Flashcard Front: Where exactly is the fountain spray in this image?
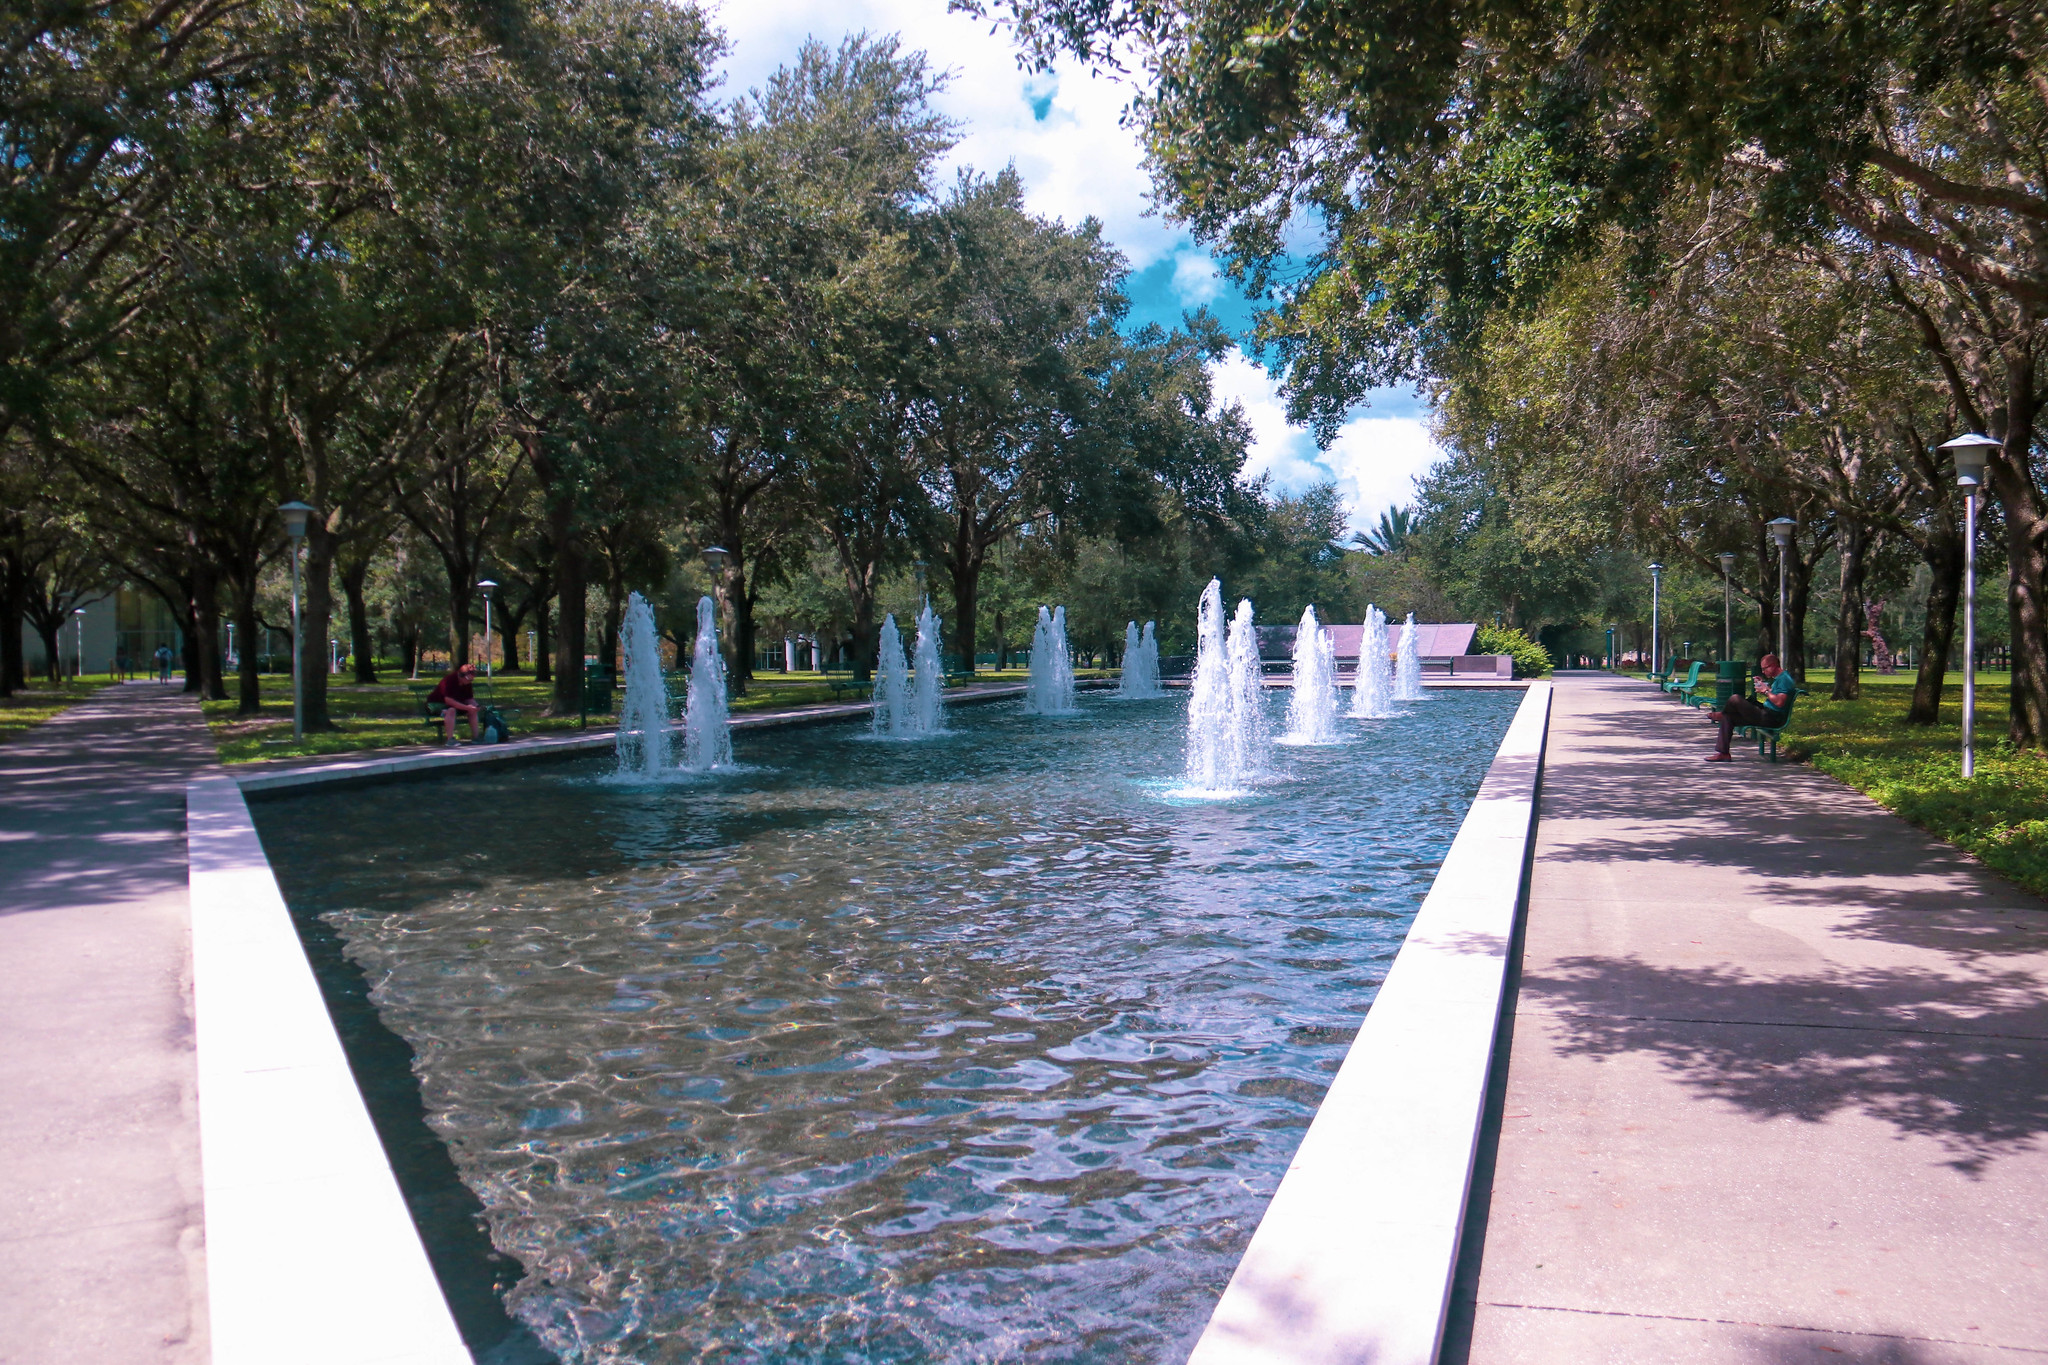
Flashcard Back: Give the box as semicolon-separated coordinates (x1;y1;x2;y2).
1395;613;1424;701
1283;605;1340;744
872;613;911;736
1350;605;1394;719
613;591;673;778
682;595;733;771
909;600;946;734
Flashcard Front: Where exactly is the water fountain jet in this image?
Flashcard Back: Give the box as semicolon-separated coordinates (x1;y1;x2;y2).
908;601;946;735
1395;613;1424;701
613;592;673;779
1282;605;1341;744
682;595;733;771
872;614;912;736
1117;621;1163;698
1024;605;1078;715
1349;605;1394;719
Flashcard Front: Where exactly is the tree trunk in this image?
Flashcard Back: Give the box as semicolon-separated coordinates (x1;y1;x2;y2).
600;571;622;677
1907;531;1963;725
37;620;61;681
1785;537;1818;683
444;559;475;668
993;610;1007;671
340;556;377;684
192;563;227;700
1987;372;2048;747
299;530;337;730
0;557;24;694
549;518;586;716
498;602;525;672
534;594;552;684
946;552;978;679
1831;521;1871;701
850;593;876;683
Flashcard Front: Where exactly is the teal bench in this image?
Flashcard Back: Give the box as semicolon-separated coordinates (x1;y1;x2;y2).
1661;661;1704;698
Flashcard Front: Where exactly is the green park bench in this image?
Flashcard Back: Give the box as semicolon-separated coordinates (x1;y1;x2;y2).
1661;661;1704;698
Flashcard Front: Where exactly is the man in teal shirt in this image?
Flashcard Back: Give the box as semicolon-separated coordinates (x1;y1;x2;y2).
1706;655;1795;761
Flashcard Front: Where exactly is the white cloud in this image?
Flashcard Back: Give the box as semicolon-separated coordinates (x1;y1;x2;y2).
1208;349;1443;532
1169;251;1222;305
1322;416;1441;530
710;0;1180;266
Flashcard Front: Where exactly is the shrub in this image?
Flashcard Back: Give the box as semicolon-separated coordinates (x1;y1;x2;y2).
1474;623;1553;678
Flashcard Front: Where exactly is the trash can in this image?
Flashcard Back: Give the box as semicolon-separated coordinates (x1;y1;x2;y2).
582;663;614;713
1715;658;1743;707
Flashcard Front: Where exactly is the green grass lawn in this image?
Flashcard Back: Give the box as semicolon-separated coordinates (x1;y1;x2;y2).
204;665;1065;765
1624;666;2048;897
0;676;120;744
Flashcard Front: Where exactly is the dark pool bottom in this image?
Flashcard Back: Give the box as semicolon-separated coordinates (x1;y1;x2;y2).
256;689;1516;1363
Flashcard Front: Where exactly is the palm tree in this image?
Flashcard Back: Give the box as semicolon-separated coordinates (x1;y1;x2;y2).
1357;506;1416;556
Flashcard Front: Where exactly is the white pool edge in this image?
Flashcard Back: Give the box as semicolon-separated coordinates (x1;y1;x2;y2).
1186;679;1553;1365
187;773;474;1365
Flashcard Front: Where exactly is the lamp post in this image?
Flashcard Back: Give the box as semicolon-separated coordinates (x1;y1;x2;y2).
278;501;314;738
477;580;498;682
1767;518;1797;662
1942;433;1999;778
73;607;86;680
1648;562;1664;676
1716;552;1736;660
226;621;236;674
1605;625;1615;671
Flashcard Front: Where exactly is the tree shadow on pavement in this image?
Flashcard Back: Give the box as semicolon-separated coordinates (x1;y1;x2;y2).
1522;953;2048;1176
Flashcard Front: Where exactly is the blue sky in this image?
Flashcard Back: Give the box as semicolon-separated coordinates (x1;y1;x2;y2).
710;0;1445;530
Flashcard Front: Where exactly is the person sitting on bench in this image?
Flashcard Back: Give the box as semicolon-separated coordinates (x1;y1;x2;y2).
1706;654;1794;762
428;662;481;744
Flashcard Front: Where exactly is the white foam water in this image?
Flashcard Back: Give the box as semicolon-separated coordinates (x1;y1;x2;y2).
1281;605;1341;744
613;591;673;779
1024;605;1078;715
1395;613;1424;701
908;601;946;735
871;613;912;737
1117;621;1163;698
1350;605;1395;719
682;595;734;771
1181;581;1271;795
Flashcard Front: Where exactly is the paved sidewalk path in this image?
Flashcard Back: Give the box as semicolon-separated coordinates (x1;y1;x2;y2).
1453;672;2048;1364
0;683;214;1364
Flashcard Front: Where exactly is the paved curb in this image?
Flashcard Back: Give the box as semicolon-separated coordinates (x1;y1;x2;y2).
186;773;472;1364
1187;681;1553;1365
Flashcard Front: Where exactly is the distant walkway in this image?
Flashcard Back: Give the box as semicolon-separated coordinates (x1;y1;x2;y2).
1452;672;2048;1362
0;683;213;1364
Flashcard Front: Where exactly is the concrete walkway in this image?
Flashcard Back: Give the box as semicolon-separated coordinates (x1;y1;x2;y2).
1451;672;2048;1363
0;683;213;1364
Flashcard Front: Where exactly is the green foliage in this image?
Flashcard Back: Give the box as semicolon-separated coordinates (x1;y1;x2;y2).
1355;506;1415;557
1473;623;1552;678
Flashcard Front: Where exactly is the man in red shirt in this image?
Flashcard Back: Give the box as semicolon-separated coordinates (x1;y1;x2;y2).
428;663;480;744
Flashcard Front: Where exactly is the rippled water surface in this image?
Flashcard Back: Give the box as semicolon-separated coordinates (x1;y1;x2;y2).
258;688;1516;1364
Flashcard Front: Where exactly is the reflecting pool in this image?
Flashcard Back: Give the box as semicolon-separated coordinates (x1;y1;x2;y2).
256;687;1517;1364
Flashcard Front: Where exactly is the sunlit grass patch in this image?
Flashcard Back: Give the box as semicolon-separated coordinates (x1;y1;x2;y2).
0;677;119;744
